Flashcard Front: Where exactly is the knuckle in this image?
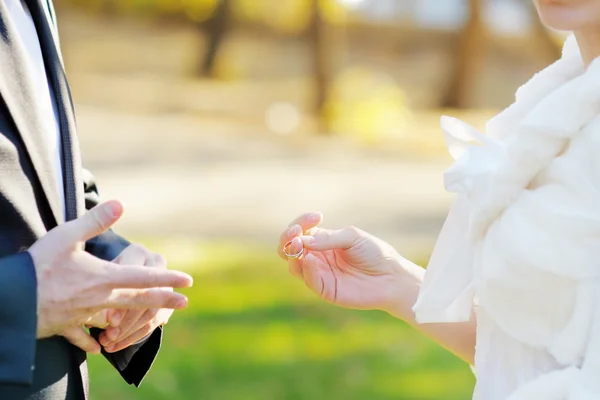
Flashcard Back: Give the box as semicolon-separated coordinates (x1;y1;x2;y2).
345;226;362;238
152;253;167;268
316;230;331;242
90;209;105;233
133;243;147;252
345;225;359;234
96;262;114;287
118;290;136;308
130;243;147;254
138;290;152;305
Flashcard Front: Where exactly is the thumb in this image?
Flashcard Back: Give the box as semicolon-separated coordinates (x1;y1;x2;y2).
63;327;101;354
85;310;109;329
59;200;124;246
300;227;361;251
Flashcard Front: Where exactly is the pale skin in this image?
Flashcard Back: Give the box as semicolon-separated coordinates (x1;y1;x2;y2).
98;245;175;353
533;0;600;65
278;1;600;367
277;214;477;364
28;200;193;354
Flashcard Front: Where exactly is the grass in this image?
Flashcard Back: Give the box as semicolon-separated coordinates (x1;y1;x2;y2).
88;241;474;400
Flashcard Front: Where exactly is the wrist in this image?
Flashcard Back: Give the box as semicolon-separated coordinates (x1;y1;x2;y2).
379;256;425;324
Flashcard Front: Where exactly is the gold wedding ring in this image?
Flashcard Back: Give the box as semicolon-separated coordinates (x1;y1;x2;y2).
283;240;304;259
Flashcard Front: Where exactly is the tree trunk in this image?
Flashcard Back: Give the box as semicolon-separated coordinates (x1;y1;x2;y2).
199;0;230;78
441;0;485;109
308;0;333;133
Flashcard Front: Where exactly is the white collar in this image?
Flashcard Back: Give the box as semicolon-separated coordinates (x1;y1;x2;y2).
441;34;600;237
412;34;600;324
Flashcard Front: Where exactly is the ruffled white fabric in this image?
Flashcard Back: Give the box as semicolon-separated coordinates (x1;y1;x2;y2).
412;34;600;399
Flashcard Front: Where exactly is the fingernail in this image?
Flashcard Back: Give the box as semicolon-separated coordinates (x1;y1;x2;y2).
177;297;188;309
105;345;115;352
108;200;123;218
176;274;194;288
309;212;321;221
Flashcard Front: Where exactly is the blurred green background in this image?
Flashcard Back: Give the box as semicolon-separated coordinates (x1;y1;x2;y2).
87;243;474;399
49;0;566;398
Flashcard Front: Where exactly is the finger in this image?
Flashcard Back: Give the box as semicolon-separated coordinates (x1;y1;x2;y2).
63;327;101;354
302;252;328;298
287;237;304;279
99;309;146;346
147;252;167;268
104;308;163;346
287;236;304;258
120;309;161;341
278;224;302;260
112;244;148;265
288;259;303;279
106;308;125;327
278;212;323;259
104;288;189;310
59;200;124;246
104;263;193;289
287;212;323;230
85;310;109;328
300;226;362;251
104;321;157;353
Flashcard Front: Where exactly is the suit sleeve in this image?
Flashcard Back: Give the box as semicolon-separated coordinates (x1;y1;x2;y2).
0;252;38;386
82;169;163;387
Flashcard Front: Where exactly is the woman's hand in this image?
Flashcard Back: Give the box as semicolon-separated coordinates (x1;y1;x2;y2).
277;213;424;316
278;212;477;364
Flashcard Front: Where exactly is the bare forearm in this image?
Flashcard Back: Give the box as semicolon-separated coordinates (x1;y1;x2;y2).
383;257;476;365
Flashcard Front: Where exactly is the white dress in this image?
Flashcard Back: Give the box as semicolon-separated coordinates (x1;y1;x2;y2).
412;35;600;399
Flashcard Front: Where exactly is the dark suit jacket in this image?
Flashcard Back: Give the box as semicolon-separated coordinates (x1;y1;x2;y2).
0;0;162;398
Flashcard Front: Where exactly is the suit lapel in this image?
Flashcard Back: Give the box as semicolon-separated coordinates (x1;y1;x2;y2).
0;0;64;225
39;0;63;66
28;9;89;394
26;0;84;221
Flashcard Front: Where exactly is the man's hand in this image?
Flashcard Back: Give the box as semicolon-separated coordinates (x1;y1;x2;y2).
28;200;193;354
98;244;174;353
